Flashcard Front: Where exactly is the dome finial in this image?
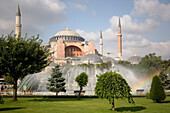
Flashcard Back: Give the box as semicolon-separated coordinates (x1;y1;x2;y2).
66;25;69;30
135;53;137;56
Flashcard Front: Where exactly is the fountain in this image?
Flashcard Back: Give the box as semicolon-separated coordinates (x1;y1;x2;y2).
19;61;152;95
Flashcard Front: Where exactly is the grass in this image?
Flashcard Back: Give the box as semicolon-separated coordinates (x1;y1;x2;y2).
0;96;170;113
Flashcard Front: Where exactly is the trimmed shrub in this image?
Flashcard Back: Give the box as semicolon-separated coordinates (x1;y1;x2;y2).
150;75;166;103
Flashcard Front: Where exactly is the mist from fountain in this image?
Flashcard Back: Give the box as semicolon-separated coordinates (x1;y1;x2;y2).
18;62;151;95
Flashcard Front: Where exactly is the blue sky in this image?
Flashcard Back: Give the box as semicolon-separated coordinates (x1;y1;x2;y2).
0;0;170;60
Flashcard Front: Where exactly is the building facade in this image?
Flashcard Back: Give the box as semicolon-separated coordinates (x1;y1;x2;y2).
42;27;96;65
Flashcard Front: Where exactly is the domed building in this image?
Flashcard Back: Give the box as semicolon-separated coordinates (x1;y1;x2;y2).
127;54;142;64
81;54;103;64
42;27;96;65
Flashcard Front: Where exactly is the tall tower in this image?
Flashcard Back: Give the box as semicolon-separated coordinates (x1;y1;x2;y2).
117;17;122;60
15;3;22;38
100;30;103;55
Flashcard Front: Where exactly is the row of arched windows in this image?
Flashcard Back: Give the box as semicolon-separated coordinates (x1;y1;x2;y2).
50;36;85;42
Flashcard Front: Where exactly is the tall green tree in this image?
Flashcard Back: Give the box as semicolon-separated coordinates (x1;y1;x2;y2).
138;53;163;74
0;33;50;101
75;72;88;99
159;60;170;90
46;65;66;96
159;68;170;89
150;75;166;103
95;71;134;110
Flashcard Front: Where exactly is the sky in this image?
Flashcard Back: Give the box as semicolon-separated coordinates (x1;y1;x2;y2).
0;0;170;60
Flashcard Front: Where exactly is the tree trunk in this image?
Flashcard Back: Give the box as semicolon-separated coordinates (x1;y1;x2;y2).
13;79;18;101
78;87;82;99
56;92;58;96
112;98;115;110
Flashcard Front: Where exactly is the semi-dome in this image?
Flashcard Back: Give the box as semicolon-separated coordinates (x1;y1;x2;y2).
81;54;103;64
127;56;142;64
49;62;57;66
102;57;116;63
50;27;85;42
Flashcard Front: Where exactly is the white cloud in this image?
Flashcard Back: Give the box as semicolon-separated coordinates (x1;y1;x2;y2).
76;15;170;60
70;3;87;11
0;0;66;36
0;19;13;30
109;15;160;34
76;29;98;40
132;0;170;21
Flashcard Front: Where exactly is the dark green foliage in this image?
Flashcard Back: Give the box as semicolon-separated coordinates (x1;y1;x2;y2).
159;68;170;89
145;92;150;99
47;65;66;96
115;53;165;79
117;60;132;68
78;63;94;68
150;75;166;103
4;76;14;84
0;95;4;104
96;62;112;70
138;53;163;74
159;60;170;90
95;71;134;110
75;72;88;99
0;32;50;101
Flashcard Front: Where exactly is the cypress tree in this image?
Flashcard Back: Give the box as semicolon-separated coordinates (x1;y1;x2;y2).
150;75;166;103
47;65;66;96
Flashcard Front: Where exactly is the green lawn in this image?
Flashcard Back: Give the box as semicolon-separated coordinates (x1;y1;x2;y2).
0;96;170;113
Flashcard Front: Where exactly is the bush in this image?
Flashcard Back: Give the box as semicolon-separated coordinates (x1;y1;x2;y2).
0;95;4;104
150;75;166;103
145;92;150;99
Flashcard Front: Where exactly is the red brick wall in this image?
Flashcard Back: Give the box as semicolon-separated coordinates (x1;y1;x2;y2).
57;38;65;58
87;40;95;54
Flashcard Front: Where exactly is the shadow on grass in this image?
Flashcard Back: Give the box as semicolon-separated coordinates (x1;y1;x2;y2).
115;106;146;112
0;107;25;111
161;100;170;103
28;98;86;102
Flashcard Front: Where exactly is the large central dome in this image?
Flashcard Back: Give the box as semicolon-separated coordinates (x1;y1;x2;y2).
54;29;80;37
50;27;85;42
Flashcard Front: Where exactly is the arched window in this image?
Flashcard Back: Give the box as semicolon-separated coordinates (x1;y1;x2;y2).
65;46;84;57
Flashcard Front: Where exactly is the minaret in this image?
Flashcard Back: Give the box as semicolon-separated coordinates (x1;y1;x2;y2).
117;17;122;60
100;30;103;55
15;3;22;38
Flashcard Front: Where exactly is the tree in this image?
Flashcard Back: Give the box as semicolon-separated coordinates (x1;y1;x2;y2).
0;33;50;101
95;71;134;110
159;68;170;89
46;65;66;96
150;75;166;103
159;60;170;90
75;72;88;99
138;53;163;74
4;76;14;84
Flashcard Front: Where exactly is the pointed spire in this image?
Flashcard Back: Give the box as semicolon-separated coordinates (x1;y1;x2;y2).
100;30;102;39
16;3;21;16
118;16;121;28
